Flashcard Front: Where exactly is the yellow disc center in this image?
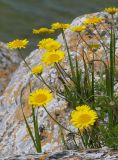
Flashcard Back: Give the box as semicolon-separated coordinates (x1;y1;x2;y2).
78;114;91;123
34;94;47;103
49;54;59;62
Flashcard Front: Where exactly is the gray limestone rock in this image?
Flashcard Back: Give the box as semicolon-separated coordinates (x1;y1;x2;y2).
0;42;21;95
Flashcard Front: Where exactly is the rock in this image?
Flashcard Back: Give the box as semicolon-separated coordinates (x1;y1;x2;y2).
2;149;118;160
0;12;118;158
0;42;21;95
0;46;67;157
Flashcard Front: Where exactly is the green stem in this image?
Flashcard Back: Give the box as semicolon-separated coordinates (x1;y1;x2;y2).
82;51;91;98
58;63;74;82
110;26;115;100
55;63;71;85
93;25;109;51
32;107;42;152
93;25;109;65
40;75;52;90
19;96;37;151
92;53;95;106
62;30;75;78
79;33;91;50
18;49;31;70
43;106;79;135
90;59;111;97
59;127;69;149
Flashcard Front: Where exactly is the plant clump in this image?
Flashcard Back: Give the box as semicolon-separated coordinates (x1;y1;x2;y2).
7;7;118;152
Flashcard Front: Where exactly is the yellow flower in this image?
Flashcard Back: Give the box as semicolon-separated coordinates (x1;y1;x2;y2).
37;38;61;51
70;25;86;33
70;105;98;129
7;39;29;49
42;50;65;65
104;7;118;15
31;64;43;75
83;16;103;25
33;27;55;34
51;22;70;30
29;88;53;107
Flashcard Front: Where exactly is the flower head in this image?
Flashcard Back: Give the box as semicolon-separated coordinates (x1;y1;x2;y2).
31;64;43;75
70;105;98;129
42;50;65;65
37;38;61;51
29;88;53;107
84;16;103;25
51;22;70;30
42;50;64;65
104;7;118;15
7;39;29;49
33;27;55;34
70;25;86;33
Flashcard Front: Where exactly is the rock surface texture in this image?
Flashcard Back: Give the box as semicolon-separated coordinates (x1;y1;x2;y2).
2;149;118;160
0;42;21;95
0;12;118;159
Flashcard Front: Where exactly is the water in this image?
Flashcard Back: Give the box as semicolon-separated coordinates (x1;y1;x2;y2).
0;0;118;55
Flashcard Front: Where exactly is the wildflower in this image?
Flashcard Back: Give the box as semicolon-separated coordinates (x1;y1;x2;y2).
42;50;64;65
31;64;43;75
33;27;55;34
7;39;29;49
51;22;70;30
70;25;86;33
104;7;118;15
83;16;103;25
37;38;61;51
29;88;53;107
70;105;98;129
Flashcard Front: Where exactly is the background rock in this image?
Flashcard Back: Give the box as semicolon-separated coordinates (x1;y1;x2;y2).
0;12;118;158
0;42;21;95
